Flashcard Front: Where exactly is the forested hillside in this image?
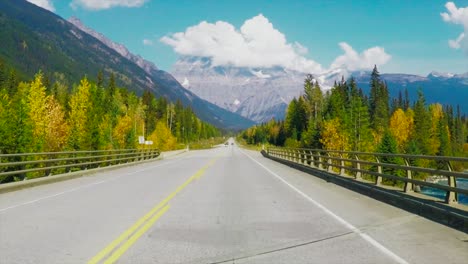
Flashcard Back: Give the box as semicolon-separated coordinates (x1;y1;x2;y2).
0;63;220;155
241;66;468;157
0;0;254;130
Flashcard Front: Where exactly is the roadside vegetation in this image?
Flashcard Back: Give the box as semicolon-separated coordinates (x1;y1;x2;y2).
240;66;468;180
0;65;221;155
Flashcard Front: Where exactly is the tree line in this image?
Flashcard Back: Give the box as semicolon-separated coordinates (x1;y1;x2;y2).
241;66;468;157
0;64;221;155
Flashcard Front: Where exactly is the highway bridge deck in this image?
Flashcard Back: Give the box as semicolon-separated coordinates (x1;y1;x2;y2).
1;143;467;263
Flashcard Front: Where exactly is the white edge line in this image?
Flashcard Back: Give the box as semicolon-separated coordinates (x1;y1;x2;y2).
240;149;409;264
0;159;181;213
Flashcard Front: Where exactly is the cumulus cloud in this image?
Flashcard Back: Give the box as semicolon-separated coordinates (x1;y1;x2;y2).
330;42;391;71
27;0;55;12
161;14;323;73
143;39;153;46
441;2;468;53
449;32;465;49
161;14;391;73
71;0;149;10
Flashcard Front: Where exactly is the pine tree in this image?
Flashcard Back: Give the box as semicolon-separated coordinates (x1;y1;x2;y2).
412;90;431;154
437;114;452;157
369;65;389;132
284;97;307;140
377;131;404;182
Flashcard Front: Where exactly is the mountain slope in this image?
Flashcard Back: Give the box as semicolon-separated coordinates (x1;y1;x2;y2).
354;72;468;113
0;0;253;130
173;56;304;123
173;56;468;122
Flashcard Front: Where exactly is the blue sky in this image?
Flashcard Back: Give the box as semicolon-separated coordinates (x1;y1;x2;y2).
31;0;468;75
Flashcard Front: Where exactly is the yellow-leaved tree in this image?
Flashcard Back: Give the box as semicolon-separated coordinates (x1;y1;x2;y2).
112;115;133;149
389;108;414;150
68;78;91;150
27;73;48;152
147;121;176;151
320;118;350;151
44;96;69;152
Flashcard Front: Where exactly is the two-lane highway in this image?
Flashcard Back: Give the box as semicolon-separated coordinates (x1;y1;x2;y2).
1;142;467;263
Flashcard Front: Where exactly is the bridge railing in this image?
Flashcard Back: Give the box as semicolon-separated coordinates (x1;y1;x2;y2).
267;147;468;204
0;149;160;184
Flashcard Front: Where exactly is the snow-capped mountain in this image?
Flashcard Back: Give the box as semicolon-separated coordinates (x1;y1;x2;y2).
172;57;365;122
172;56;309;123
173;56;468;122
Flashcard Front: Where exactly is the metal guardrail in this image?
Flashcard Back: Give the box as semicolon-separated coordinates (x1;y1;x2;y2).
0;149;160;183
267;147;468;204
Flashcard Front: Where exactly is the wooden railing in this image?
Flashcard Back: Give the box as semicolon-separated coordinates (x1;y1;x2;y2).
267;147;468;204
0;149;160;183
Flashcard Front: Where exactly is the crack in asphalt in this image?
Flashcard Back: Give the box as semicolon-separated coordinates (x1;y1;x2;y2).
207;231;354;264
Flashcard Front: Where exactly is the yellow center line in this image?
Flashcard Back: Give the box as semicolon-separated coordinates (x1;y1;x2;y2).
88;156;220;264
103;204;170;264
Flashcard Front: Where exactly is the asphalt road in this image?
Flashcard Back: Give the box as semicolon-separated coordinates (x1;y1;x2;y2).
1;140;467;264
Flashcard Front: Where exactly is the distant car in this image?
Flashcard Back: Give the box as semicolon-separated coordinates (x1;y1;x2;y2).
231;143;234;145
224;142;229;146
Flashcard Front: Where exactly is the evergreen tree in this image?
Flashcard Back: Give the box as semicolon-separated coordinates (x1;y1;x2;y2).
412;90;431;154
377;131;404;182
369;65;389;132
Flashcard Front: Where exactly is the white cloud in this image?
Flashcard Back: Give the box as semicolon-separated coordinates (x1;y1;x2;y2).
161;14;323;73
441;2;468;53
448;32;465;49
331;42;391;71
142;39;153;46
161;14;391;73
27;0;55;12
70;0;149;10
293;42;308;55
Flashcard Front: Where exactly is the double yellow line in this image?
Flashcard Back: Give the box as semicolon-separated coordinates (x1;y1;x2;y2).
88;158;219;264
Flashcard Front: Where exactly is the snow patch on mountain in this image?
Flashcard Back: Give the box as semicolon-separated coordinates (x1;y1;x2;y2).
428;71;455;78
182;77;190;88
250;70;271;79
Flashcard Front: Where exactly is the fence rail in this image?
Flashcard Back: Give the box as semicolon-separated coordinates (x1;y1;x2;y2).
267;147;468;204
0;149;160;184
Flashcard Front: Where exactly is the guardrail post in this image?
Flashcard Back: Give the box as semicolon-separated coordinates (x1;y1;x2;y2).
445;161;458;204
339;154;345;176
403;158;413;193
309;151;315;168
354;154;362;180
327;153;333;173
302;150;308;165
375;157;382;186
318;152;323;170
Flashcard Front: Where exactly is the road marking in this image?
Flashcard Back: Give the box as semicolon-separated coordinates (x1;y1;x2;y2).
0;159;181;213
240;150;409;264
88;157;219;264
103;205;170;264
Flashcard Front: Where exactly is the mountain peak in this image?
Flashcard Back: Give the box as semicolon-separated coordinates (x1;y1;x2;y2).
68;17;158;75
428;71;455;78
